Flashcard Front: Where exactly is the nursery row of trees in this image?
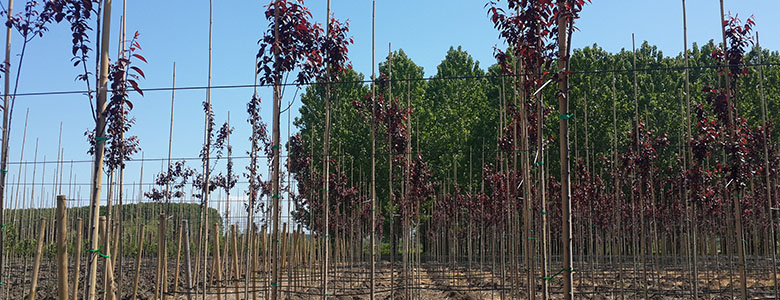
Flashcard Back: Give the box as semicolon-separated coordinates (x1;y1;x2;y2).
286;0;780;298
294;42;780;194
1;0;779;299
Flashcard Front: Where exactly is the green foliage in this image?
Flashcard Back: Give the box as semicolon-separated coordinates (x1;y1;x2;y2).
291;42;780;241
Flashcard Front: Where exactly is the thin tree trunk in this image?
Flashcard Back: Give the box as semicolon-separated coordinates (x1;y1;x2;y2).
719;1;747;298
557;1;574;298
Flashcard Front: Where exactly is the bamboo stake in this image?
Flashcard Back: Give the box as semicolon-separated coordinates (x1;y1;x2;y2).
116;4;129;281
631;34;649;300
86;0;113;298
213;223;223;300
155;213;166;300
231;224;239;297
102;216;118;300
57;195;68;300
28;219;45;300
388;43;395;298
173;219;184;299
184;220;194;300
11;108;28;237
165;60;175;261
681;1;698;298
252;224;258;300
270;0;282;298
197;1;215;299
755;32;778;299
0;0;12;283
405;77;411;300
131;224;145;300
370;2;377;299
539;84;549;300
322;1;332;299
72;218;83;300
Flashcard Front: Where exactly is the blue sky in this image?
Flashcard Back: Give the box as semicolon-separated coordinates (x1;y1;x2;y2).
4;0;779;221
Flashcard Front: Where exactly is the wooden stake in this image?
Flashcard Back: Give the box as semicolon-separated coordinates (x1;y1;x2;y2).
755;32;778;300
681;1;698;297
213;223;223;300
0;0;13;283
101;216;117;300
28;219;46;300
321;0;332;297
270;0;282;298
131;224;145;300
72;218;83;300
56;195;69;300
231;224;239;296
370;2;377;299
87;0;113;298
155;213;166;300
183;220;194;300
172;220;184;299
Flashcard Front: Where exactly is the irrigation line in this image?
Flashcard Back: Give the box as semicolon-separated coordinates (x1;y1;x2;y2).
3;62;780;98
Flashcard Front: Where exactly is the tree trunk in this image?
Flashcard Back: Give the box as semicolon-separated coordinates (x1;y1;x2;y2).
557;1;574;298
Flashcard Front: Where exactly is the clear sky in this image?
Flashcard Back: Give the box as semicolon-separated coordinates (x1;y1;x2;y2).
5;0;779;220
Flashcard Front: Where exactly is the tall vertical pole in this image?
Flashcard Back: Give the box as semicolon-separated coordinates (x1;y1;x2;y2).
321;1;332;298
370;2;377;299
87;0;113;298
270;0;282;299
166;62;176;212
0;0;13;282
28;219;46;300
72;218;83;300
556;1;574;299
56;195;69;300
199;2;214;299
184;220;194;300
681;1;698;298
756;32;777;300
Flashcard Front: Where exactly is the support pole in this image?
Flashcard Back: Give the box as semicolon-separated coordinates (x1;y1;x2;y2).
28;219;46;300
56;195;69;300
132;224;145;300
87;0;113;298
72;218;83;300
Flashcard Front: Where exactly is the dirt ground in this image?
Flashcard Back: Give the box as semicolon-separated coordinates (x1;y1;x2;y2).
4;257;779;299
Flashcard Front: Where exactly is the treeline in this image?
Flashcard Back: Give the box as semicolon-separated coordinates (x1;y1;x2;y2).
292;41;780;233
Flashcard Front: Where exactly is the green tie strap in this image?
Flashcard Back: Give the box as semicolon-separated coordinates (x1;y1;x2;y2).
559;113;574;120
89;245;111;258
542;268;574;280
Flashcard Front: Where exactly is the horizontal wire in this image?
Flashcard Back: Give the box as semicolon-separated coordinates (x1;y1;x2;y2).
2;142;700;166
3;62;779;98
